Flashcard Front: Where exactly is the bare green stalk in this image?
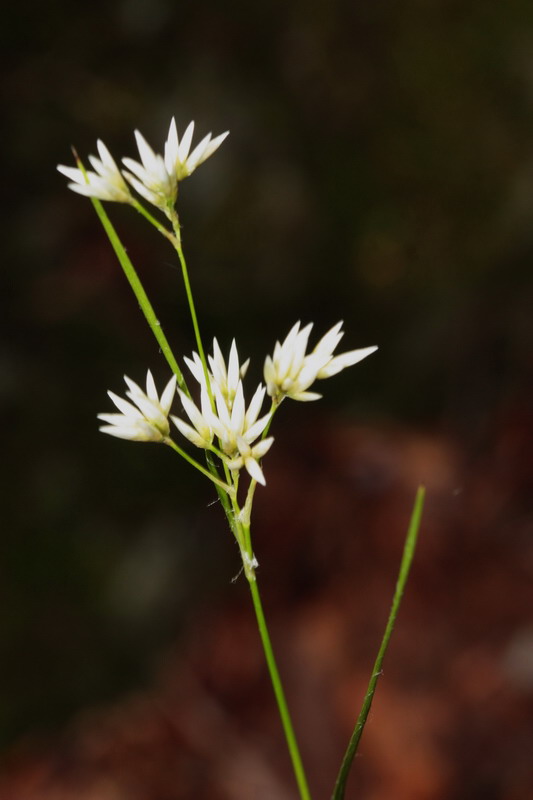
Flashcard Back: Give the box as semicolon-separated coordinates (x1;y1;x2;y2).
163;438;234;495
86;193;189;396
331;486;426;800
248;573;312;800
168;209;214;409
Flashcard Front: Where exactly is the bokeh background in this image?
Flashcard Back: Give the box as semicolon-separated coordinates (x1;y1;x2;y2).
2;1;533;798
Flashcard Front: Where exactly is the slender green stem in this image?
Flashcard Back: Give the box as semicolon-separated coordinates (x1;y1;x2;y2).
164;438;233;495
262;400;279;439
131;198;177;244
230;495;310;797
331;486;426;800
85;194;189;396
168;210;214;407
247;577;312;800
79;158;308;799
206;451;235;526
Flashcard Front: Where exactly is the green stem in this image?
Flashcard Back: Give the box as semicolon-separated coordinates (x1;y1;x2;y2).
86;193;189;396
248;576;312;800
169;211;214;408
131;198;177;244
206;451;237;532
164;438;233;495
331;486;426;800
262;400;278;439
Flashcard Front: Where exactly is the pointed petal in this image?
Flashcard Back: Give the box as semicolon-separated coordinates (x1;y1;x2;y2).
230;381;245;435
317;346;378;378
96;139;118;171
122;171;158;205
245;383;266;428
185;133;212;172
263;355;276;388
210;338;226;388
171;416;208;448
97;412;130;425
145;370;158;403
252;436;274;458
178;121;195;162
244;456;266;485
126;391;167;428
164;117;179;172
227;340;240;391
289;390;322;401
313;321;344;358
178;390;211;440
213;384;231;427
123;374;145;398
240;357;250;379
121;158;147;181
160;374;177;412
57;165;84;183
294;352;324;391
107;390;143;418
184;353;205;386
134;130;157;170
243;411;270;443
197;130;229;163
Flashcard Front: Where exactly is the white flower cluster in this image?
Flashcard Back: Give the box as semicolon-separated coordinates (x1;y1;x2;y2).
172;340;273;486
97;322;376;487
98;371;176;442
264;321;377;402
57;118;229;211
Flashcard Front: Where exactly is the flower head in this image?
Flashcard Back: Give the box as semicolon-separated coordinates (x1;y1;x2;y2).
164;118;229;181
209;381;270;456
184;338;249;412
226;435;274;486
57;140;132;203
264;321;377;402
173;342;273;484
122;130;177;210
98;371;176;442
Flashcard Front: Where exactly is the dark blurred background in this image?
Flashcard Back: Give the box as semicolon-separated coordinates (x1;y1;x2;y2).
2;1;533;798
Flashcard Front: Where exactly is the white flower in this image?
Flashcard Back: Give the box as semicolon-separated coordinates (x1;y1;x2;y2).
209;381;270;457
164;118;229;181
122;130;177;209
172;369;273;484
184;339;249;412
209;338;250;411
57;140;132;203
226;436;274;486
98;371;176;442
264;321;377;402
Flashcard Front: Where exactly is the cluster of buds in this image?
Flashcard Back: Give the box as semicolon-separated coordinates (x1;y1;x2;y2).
57;118;229;212
98;323;376;486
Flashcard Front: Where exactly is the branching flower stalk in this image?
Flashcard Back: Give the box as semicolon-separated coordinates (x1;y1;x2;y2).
59;116;423;800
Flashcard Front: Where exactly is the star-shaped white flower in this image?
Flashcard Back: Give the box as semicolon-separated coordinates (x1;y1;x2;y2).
164;119;229;181
184;339;249;412
209;381;270;457
98;371;176;442
122;130;177;210
226;435;274;486
264;321;377;402
172;373;273;484
57;140;132;203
